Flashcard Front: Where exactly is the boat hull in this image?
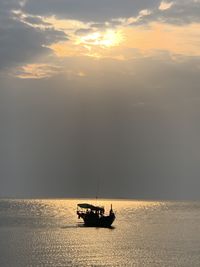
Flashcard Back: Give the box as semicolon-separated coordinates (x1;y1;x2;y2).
78;212;115;227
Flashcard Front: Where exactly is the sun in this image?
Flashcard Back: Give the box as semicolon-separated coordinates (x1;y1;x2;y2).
77;29;124;48
48;28;125;59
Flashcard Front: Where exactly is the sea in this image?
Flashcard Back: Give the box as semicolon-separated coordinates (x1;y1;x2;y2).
0;199;200;267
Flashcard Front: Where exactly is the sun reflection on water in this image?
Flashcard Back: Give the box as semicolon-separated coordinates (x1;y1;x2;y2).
1;199;199;266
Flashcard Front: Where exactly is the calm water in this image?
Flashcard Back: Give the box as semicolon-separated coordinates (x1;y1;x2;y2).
0;199;200;267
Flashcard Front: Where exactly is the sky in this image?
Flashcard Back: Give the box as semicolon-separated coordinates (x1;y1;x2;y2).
1;0;200;199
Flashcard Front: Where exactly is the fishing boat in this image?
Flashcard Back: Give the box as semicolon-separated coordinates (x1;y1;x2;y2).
77;203;115;227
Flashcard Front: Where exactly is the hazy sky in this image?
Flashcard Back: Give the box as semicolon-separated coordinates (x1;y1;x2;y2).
1;0;200;199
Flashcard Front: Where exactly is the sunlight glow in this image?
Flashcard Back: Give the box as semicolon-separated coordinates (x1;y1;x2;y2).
48;21;200;60
77;30;124;48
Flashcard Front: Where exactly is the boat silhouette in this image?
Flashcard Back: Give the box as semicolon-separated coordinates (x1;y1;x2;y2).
77;203;115;227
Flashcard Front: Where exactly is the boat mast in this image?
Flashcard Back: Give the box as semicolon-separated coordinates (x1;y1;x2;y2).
95;177;100;203
95;179;99;199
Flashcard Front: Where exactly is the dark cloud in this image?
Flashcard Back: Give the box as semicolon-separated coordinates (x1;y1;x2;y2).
75;28;93;36
23;0;161;22
90;21;122;29
75;21;122;34
131;0;200;25
21;0;200;26
90;23;108;29
0;0;20;11
0;20;67;70
159;0;200;24
15;0;200;41
23;16;52;26
0;0;68;70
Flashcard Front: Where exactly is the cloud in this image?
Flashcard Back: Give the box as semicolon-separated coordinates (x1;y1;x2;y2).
161;0;200;24
159;1;174;11
75;28;94;36
130;0;200;25
0;20;67;70
17;13;52;27
0;1;68;71
13;63;62;79
22;0;161;22
46;21;200;62
1;0;200;78
20;0;200;27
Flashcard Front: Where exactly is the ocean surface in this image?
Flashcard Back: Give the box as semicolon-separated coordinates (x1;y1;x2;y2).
0;199;200;267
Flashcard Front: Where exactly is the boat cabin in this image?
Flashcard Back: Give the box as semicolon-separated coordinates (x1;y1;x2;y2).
77;203;115;227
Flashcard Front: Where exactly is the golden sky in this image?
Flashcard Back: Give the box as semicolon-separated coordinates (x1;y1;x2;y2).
47;20;200;59
0;0;198;79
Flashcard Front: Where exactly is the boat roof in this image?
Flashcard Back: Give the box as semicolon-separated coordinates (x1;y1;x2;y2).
77;203;104;211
